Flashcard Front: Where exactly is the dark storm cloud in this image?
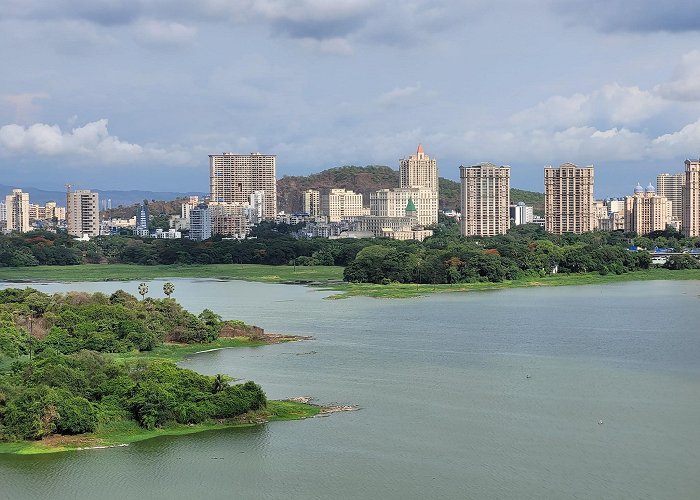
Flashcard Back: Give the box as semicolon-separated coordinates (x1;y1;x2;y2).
552;0;700;33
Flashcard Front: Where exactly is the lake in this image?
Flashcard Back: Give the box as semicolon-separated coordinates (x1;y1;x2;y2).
1;279;699;499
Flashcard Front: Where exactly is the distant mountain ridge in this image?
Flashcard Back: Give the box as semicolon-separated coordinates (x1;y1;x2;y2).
0;184;202;207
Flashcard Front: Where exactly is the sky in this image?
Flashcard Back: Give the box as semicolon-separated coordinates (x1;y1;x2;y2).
1;0;700;197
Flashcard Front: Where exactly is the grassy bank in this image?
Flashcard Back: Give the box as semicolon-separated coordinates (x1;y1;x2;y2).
0;401;320;455
326;268;700;299
0;263;344;284
111;338;268;363
1;264;699;299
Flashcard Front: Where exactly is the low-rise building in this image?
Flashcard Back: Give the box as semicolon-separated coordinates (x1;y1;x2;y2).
509;202;534;226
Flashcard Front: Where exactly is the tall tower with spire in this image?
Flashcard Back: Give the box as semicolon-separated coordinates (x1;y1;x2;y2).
400;144;438;192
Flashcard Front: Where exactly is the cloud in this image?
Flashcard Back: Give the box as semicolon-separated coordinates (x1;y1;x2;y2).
297;36;354;55
0;119;191;164
0;0;490;53
251;0;374;39
377;83;422;107
0;0;142;26
135;20;197;47
551;0;700;33
510;83;665;129
1;93;49;124
651;118;700;157
654;50;700;101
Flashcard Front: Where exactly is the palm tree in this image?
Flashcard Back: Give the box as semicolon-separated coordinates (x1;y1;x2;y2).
212;374;226;393
138;282;149;300
163;282;175;298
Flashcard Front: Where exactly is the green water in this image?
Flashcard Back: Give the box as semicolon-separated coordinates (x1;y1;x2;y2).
1;279;699;499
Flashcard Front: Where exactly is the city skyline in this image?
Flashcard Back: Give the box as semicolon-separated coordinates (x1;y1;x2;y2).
1;2;700;196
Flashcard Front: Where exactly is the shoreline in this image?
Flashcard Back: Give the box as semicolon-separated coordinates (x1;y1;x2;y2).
0;400;323;456
0;339;321;456
1;264;699;299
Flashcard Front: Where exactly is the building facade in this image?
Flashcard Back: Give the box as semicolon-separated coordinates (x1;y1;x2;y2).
209;202;249;238
656;173;685;223
66;190;100;238
181;196;200;219
624;183;672;235
509;202;534;226
544;163;595;234
459;163;511;236
134;203;150;236
400;144;438;192
209;153;277;220
189;204;212;241
303;189;321;217
5;189;30;233
370;187;438;226
248;191;265;225
320;189;366;222
684;159;700;237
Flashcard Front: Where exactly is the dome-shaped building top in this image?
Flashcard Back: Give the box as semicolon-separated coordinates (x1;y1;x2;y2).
634;182;644;194
646;182;656;193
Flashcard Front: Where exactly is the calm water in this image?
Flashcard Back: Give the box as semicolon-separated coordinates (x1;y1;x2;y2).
1;279;699;499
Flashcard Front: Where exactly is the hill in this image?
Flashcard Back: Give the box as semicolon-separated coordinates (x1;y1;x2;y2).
277;165;543;214
277;165;399;212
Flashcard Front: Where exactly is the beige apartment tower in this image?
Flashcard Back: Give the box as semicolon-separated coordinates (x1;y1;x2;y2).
303;189;321;217
544;163;595;234
5;189;30;233
400;144;438;192
66;190;100;237
656;173;685;223
459;163;511;236
624;183;672;235
320;189;366;222
684;159;700;237
209;153;277;220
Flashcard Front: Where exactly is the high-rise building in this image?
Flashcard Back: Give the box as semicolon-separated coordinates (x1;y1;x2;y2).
0;202;6;223
248;191;265;224
624;183;672;235
683;159;700;237
510;202;534;226
209;152;277;220
5;189;30;233
181;196;199;219
459;163;511;236
209;202;249;238
400;144;438;192
189;204;212;241
136;202;150;230
656;173;685;223
320;189;366;222
544;163;595;234
66;189;100;237
370;187;438;226
303;189;321;217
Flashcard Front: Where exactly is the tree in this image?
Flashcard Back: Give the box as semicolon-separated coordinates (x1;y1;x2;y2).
664;254;700;270
212;374;226;393
163;282;175;298
138;283;149;300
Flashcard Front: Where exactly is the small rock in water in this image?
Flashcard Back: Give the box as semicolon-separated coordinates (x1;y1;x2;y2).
598;420;604;425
